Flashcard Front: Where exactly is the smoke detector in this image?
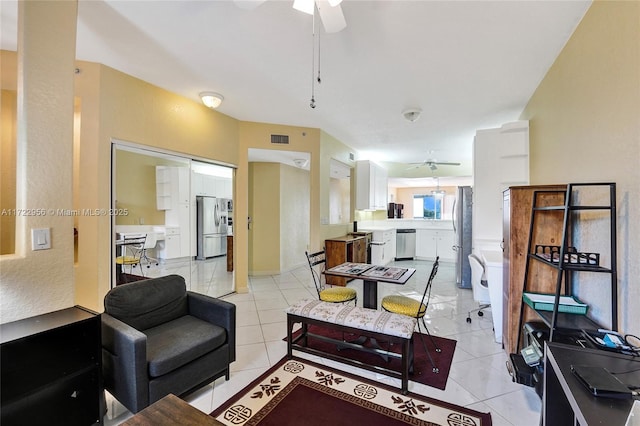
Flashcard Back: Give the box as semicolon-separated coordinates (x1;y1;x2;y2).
402;108;422;122
293;158;309;168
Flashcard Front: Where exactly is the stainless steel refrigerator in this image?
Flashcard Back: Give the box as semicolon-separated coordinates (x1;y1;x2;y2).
196;196;229;259
453;186;473;288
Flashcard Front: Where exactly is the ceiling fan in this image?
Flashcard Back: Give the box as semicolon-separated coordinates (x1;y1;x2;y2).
234;0;347;33
407;159;461;171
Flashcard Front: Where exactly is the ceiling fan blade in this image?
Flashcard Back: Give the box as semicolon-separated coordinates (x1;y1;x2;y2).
315;0;346;33
434;162;461;166
233;0;268;10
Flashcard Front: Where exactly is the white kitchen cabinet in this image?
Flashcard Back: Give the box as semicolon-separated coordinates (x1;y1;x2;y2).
416;229;437;259
473;121;529;250
156;227;182;259
215;177;233;199
156;166;190;209
416;228;455;261
157;166;191;258
370;229;396;265
356;160;388;210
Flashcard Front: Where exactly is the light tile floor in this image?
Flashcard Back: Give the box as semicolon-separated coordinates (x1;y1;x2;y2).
105;258;541;425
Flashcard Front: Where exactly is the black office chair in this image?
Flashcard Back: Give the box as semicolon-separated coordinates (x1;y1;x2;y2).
381;257;441;373
305;250;357;305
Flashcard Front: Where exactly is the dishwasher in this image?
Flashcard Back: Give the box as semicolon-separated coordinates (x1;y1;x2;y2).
395;229;416;260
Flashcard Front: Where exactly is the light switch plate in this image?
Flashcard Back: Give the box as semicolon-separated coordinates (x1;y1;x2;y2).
31;228;51;250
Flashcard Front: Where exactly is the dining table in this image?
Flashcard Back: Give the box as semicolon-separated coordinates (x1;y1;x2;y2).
323;262;416;310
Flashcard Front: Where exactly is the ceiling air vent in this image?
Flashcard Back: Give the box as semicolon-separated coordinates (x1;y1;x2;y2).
349;152;355;161
271;134;290;145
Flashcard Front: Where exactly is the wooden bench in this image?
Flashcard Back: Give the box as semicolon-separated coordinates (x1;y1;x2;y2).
286;299;417;394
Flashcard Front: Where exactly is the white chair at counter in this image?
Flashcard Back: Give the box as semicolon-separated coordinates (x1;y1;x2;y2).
139;232;159;268
467;254;491;323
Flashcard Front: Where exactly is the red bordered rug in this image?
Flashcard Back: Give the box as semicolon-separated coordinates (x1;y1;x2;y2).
210;356;492;426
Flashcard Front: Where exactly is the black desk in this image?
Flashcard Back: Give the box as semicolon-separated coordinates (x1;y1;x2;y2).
544;342;639;425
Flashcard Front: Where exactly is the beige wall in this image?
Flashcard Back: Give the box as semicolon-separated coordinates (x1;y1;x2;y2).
114;150;185;226
396;186;456;219
71;62;240;313
280;164;310;271
1;89;17;254
521;0;639;333
247;161;310;275
318;131;358;243
0;2;77;322
248;162;281;274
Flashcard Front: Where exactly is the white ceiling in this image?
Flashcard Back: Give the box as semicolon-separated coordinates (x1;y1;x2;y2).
1;0;591;181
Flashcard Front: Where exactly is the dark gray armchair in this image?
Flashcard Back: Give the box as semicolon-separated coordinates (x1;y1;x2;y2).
101;275;236;413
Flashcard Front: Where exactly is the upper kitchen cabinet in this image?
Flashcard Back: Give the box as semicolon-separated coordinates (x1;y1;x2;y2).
192;171;232;199
473;121;529;251
156;166;190;210
356;160;388;210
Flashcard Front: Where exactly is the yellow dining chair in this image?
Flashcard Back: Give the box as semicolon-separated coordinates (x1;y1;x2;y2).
305;250;357;305
115;234;147;278
381;256;440;373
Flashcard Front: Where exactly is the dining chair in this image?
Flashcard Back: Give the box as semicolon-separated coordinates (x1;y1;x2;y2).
116;234;147;278
305;250;357;305
381;256;441;373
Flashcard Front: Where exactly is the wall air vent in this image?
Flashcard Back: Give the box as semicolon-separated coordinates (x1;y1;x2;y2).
271;134;290;144
349;152;355;161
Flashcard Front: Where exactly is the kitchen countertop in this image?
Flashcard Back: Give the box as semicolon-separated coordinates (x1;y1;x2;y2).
325;235;366;242
357;220;454;231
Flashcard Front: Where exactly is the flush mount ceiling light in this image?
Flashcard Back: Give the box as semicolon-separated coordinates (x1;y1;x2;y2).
199;92;224;109
402;108;422;122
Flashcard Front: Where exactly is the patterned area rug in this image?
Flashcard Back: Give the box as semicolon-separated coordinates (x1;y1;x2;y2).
211;357;492;426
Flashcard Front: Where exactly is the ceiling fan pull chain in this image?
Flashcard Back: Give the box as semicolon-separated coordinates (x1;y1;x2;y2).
317;21;322;84
310;9;317;108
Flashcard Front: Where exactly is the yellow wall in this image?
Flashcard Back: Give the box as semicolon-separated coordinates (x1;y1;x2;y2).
318;131;359;243
396;186;456;218
0;2;77;322
1;89;16;254
280;164;310;271
114;150;185;226
248;162;281;274
521;0;639;333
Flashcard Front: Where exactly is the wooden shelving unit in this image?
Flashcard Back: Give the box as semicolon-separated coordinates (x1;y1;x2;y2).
516;183;617;348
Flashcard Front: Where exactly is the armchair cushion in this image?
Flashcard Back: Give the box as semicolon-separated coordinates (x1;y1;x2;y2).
145;315;227;377
105;275;188;330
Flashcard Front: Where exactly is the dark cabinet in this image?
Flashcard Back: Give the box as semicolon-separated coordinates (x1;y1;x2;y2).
325;235;367;286
1;306;102;426
502;185;567;355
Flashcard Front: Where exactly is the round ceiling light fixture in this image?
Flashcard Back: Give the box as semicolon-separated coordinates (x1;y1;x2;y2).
199;92;224;109
402;108;422;122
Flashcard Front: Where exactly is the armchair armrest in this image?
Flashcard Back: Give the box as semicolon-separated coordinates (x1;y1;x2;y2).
101;313;149;413
187;292;236;363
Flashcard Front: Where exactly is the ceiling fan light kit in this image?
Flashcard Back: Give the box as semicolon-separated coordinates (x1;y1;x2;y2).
293;0;314;15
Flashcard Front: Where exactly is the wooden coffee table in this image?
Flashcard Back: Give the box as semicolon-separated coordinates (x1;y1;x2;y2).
121;394;223;425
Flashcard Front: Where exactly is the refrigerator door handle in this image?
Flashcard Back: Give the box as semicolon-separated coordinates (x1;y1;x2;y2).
452;198;457;233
